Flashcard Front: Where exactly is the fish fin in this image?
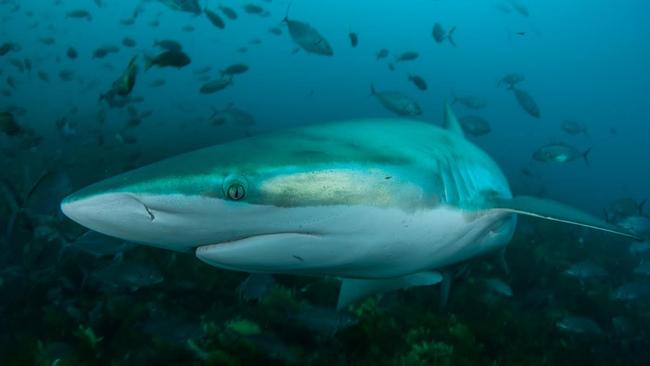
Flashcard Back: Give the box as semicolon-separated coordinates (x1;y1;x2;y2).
582;148;592;167
447;26;457;47
497;248;510;275
143;55;153;71
283;0;293;22
337;271;442;310
638;199;647;216
439;270;452;309
24;169;52;203
442;102;465;138
369;84;376;96
488;195;643;240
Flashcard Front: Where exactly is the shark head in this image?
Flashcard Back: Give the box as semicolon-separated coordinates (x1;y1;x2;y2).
62;105;522;278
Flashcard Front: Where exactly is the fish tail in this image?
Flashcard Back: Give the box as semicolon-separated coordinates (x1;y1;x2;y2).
370;84;376;96
450;91;458;104
603;208;611;223
283;0;294;22
582;147;592;167
639;199;647;216
447;26;457;47
143;55;153;71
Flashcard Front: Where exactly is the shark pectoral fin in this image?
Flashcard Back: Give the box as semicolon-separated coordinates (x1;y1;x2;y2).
195;233;323;272
337;271;443;310
443;102;465;139
491;195;643;241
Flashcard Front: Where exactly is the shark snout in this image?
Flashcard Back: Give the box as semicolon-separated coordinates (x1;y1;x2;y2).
61;192;156;241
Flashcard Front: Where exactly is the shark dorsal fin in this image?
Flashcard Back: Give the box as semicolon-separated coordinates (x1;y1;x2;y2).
489;195;643;241
443;102;465;139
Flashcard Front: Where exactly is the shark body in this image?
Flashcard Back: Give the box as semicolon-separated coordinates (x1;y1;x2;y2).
61;105;638;308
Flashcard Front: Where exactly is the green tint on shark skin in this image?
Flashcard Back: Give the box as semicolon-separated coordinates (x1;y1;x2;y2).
61;103;641;309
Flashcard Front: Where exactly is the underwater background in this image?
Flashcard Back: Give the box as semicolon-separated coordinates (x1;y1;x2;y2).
1;0;650;365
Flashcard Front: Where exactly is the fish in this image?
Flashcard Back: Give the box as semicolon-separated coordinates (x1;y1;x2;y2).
90;260;163;291
556;316;604;336
612;282;650;302
122;37;137;48
0;42;19;56
58;69;75;81
407;74;427;91
37;71;49;83
509;0;530;17
349;32;358;48
432;23;456;47
59;103;641;309
221;63;249;76
204;8;225;29
532;143;591;166
459;115;491;136
199;77;232;94
561;120;589;136
290;305;358;336
633;261;650;276
145;50;191;70
238;273;275;301
66;47;78;59
208;104;255;126
376;48;389;60
283;14;333;56
563;261;608;280
0;111;22;136
61;231;136;259
617;216;650;239
39;37;56;46
219;5;237;20
452;93;487;110
157;0;201;15
629;241;650;256
482;278;513;297
497;73;525;89
243;4;265;15
605;198;645;222
395;51;419;63
370;84;422;116
153;39;183;52
66;10;92;21
110;55;139;96
510;87;540;118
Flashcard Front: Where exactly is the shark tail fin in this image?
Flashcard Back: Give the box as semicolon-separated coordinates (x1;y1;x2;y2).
370;84;376;96
488;195;643;241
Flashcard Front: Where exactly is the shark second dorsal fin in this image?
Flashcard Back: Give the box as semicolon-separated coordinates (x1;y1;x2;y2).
489;195;643;241
443;102;465;139
337;271;443;310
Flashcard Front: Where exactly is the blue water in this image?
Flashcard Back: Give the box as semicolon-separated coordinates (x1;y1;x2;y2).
2;0;650;365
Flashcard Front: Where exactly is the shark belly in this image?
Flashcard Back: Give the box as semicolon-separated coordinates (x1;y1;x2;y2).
195;203;516;279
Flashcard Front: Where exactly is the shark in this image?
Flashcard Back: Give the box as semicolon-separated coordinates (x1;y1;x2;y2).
61;104;640;309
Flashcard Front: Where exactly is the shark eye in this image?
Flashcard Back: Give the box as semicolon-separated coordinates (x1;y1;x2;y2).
226;183;246;200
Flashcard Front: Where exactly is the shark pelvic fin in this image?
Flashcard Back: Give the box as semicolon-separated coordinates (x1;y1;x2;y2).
337;271;443;310
443;102;465;139
489;195;643;241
